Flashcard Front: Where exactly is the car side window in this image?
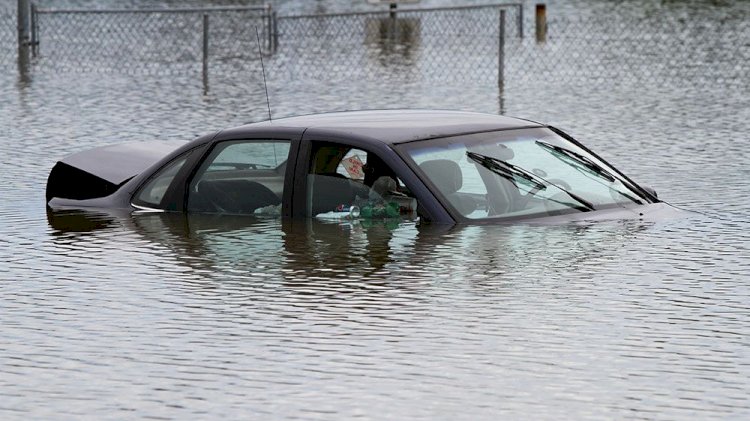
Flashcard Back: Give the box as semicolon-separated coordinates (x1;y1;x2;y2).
187;140;290;216
307;143;417;219
133;155;189;209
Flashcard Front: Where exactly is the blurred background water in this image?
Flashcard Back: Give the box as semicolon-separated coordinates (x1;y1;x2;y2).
1;0;749;419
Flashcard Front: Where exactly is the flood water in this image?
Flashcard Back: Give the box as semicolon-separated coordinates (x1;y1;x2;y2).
2;0;750;419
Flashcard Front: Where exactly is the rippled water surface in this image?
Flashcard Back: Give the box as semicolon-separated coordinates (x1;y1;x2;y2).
2;0;750;419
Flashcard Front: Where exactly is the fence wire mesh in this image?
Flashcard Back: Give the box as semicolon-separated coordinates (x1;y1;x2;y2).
0;5;15;70
266;5;520;85
32;8;270;74
3;4;748;91
505;13;750;88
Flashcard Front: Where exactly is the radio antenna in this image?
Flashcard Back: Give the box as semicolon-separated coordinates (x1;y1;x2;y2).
255;26;273;123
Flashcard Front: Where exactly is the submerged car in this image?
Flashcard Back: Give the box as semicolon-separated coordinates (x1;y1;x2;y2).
46;110;673;224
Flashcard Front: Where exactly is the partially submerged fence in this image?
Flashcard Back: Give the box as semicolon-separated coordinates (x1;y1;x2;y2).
12;2;523;92
504;12;750;87
6;2;749;96
1;5;15;68
27;5;273;73
268;4;522;85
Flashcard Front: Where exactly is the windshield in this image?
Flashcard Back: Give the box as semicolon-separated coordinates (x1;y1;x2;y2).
397;127;652;220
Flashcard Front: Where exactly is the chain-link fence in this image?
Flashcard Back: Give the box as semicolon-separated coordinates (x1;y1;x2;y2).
30;6;271;74
0;5;15;71
504;12;750;88
21;3;520;87
3;3;748;91
265;5;521;86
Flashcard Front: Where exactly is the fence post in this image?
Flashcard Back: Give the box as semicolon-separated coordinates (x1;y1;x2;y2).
272;10;278;53
202;14;209;94
498;10;505;91
17;0;30;48
17;0;31;79
535;3;547;43
30;2;38;56
517;4;523;38
498;9;505;114
266;5;272;53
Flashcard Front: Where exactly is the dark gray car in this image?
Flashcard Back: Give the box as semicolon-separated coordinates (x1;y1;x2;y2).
46;110;674;225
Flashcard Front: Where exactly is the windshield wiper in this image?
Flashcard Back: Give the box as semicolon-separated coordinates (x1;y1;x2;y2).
467;151;546;191
535;140;643;204
536;140;616;182
466;151;595;212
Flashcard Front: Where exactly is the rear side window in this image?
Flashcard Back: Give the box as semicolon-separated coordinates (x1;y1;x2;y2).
133;156;188;209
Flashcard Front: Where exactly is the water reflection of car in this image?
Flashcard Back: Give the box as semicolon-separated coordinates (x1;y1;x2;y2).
46;110;675;224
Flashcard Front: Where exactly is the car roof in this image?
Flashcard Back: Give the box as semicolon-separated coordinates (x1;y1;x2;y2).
234;109;544;144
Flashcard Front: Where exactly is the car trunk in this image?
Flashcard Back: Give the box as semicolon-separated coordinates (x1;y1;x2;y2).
46;141;183;202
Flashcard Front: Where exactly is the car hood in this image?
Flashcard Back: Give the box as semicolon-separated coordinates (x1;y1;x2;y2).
513;202;686;225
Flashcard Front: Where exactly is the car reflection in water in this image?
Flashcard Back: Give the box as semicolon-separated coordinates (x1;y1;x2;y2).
47;208;659;298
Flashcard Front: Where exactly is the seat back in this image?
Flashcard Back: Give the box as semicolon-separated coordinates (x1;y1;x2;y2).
308;174;356;216
419;159;477;215
419;159;462;195
197;179;280;214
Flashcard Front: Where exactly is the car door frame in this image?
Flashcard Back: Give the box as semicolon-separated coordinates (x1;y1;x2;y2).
164;126;305;217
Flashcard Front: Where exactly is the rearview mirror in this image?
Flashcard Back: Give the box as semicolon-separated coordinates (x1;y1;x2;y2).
642;185;658;199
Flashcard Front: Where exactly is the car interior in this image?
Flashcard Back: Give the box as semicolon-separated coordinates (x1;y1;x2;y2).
186;141;289;215
307;144;417;218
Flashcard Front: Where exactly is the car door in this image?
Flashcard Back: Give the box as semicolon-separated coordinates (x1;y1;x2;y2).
183;137;297;217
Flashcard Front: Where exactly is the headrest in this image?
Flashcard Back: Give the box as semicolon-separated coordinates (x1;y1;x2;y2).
419;159;462;195
369;176;398;199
